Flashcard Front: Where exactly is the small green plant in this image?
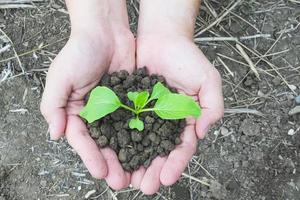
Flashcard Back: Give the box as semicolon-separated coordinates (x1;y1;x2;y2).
80;82;201;131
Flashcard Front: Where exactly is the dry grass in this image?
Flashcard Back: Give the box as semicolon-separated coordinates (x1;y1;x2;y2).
0;0;299;199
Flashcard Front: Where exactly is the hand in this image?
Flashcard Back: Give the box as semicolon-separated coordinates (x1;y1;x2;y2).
130;34;224;194
40;0;135;190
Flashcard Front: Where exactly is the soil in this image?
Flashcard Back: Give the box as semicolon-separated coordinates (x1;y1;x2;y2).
85;67;185;172
0;0;300;199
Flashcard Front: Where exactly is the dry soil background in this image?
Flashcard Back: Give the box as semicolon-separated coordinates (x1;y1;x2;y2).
0;0;300;199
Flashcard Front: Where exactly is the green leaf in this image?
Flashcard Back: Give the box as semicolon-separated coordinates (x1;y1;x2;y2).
149;82;171;101
135;91;149;109
154;93;201;119
129;118;144;131
80;86;121;123
127;92;139;103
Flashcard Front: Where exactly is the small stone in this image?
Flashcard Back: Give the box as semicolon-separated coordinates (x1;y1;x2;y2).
136;67;147;76
288;106;300;115
145;116;155;124
160;140;175;151
110;76;121;86
118;149;128;162
97;136;108;147
100;74;110;86
123;75;135;88
148;133;157;142
142;136;150;146
117;130;130;147
129;156;140;169
175;137;181;145
288;84;297;91
141;77;151;88
89;127;100;139
117;70;129;80
288;129;295;136
295;95;300;105
220;127;229;136
239;118;260;136
137;144;144;152
131;131;143;142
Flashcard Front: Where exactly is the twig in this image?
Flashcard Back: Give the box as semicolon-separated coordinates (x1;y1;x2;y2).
217;56;234;77
194;34;271;42
236;43;260;79
195;0;243;37
0;4;35;9
224;108;264;116
182;172;211;187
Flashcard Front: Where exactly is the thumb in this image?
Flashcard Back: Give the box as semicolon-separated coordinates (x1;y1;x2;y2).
40;68;71;140
196;69;224;139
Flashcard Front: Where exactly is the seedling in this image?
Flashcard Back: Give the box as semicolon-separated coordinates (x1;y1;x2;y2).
80;82;201;131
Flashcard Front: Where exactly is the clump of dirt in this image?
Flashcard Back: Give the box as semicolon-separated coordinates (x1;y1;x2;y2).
85;67;186;172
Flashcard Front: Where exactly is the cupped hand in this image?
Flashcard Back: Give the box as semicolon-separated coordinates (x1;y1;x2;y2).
131;35;224;194
40;27;135;190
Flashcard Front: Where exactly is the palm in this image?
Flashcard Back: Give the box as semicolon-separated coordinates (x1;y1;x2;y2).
42;32;135;189
131;36;224;194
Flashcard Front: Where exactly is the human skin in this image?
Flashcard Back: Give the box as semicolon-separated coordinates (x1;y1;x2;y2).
131;0;224;195
40;0;135;190
40;0;224;194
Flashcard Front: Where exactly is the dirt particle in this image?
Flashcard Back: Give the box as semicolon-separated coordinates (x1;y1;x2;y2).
131;131;143;142
97;136;108;147
272;76;281;86
239;118;260;136
209;180;227;200
110;76;121;86
118;149;128;162
84;68;185;171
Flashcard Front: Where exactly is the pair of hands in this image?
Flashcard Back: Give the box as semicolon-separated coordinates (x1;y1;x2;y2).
40;24;223;194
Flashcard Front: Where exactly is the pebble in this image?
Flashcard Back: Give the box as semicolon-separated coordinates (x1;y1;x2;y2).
288;106;300;115
118;149;128;162
239;118;260;136
220;127;229;136
288;129;295;136
84;190;96;199
288;84;297;91
97;136;108;147
295;95;300;105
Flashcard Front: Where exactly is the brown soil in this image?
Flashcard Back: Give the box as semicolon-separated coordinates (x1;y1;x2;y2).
85;67;185;172
0;0;300;199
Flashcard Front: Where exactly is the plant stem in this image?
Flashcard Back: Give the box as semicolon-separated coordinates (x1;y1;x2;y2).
120;104;137;114
138;108;156;114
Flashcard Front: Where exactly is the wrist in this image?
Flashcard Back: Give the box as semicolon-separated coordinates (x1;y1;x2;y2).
138;0;200;40
66;0;110;36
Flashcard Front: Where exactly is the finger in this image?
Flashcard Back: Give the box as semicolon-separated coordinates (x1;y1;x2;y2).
140;157;166;195
196;69;224;139
131;166;146;189
101;148;130;190
65;115;108;179
40;67;71;140
160;125;197;186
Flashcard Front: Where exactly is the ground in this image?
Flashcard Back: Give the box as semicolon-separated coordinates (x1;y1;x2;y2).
0;0;300;199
